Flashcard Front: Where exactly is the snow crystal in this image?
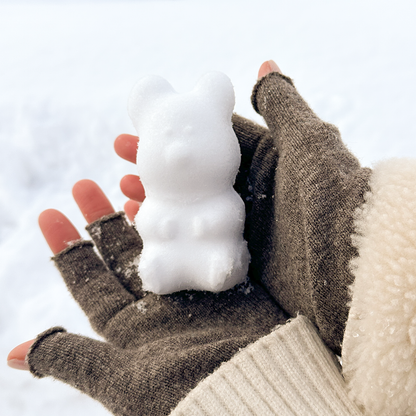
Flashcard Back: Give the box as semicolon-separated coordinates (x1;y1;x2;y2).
66;239;82;247
87;223;102;239
122;257;140;280
236;277;254;295
136;299;147;313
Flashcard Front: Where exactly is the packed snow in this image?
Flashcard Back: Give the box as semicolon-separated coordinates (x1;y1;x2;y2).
2;0;416;415
129;72;249;293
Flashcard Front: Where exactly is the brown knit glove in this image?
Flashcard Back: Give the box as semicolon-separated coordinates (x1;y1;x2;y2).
232;72;372;355
27;212;287;416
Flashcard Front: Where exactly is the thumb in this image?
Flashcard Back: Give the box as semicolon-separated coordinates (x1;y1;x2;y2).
258;60;281;79
7;339;34;371
25;327;140;415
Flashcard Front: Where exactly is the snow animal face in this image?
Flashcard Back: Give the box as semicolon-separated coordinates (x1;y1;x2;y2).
128;72;241;200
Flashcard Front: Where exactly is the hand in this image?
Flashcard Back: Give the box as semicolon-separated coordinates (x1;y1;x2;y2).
115;58;362;354
241;61;372;355
7;179;117;368
7;187;356;416
7;61;280;370
7;63;289;414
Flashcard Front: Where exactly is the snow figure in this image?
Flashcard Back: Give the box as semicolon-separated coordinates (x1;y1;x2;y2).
128;72;250;294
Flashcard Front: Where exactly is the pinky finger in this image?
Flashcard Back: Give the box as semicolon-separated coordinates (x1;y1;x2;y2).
124;200;141;222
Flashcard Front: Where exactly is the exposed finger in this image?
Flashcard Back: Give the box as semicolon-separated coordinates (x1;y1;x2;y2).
124;200;141;222
39;209;82;255
114;134;138;164
258;60;281;80
120;174;145;202
72;179;115;224
7;340;34;371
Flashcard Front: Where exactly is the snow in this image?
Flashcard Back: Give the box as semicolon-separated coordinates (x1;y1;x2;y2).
1;0;416;414
129;72;249;293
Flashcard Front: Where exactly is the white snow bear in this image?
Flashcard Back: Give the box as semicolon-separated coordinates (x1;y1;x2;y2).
128;72;250;294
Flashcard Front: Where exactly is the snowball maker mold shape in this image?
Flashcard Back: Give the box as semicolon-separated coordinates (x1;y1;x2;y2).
128;72;250;294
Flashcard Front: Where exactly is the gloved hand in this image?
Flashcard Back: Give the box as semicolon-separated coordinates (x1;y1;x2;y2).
118;64;371;356
8;61;368;416
26;207;288;416
235;62;416;416
231;62;372;355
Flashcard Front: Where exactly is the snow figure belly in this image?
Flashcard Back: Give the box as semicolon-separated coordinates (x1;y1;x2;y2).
128;72;250;294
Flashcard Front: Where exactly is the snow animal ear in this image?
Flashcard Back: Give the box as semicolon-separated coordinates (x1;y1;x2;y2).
128;75;175;130
193;72;235;119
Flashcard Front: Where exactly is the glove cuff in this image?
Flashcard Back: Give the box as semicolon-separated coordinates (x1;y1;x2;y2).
343;158;416;416
171;315;361;416
27;326;67;378
251;72;295;115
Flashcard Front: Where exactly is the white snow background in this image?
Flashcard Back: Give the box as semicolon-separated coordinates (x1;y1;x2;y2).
1;0;416;414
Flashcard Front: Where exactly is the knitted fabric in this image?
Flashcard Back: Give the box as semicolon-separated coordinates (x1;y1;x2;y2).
245;72;372;354
26;70;375;414
27;212;287;416
172;315;362;416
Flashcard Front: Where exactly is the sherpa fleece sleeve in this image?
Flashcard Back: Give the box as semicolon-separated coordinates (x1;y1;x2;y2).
343;159;416;416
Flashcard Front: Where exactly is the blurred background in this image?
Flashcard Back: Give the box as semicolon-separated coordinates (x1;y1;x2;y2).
1;0;416;414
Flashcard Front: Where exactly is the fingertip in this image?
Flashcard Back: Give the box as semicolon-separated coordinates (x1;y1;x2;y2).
258;60;282;80
7;340;35;371
114;134;139;164
38;209;81;254
120;174;146;202
38;208;60;227
71;179;95;202
124;200;141;222
72;180;115;223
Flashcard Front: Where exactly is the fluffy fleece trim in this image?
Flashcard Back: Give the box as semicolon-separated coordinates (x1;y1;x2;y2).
343;158;416;416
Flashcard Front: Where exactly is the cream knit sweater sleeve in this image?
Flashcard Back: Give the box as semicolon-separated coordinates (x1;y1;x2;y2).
172;315;361;416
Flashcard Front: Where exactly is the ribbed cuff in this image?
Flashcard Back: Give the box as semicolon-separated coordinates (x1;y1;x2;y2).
171;316;361;416
27;327;67;378
251;72;294;115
